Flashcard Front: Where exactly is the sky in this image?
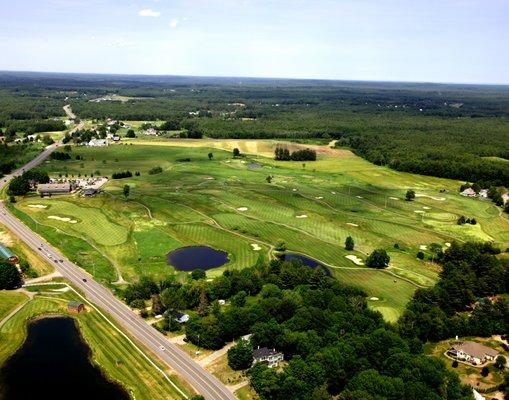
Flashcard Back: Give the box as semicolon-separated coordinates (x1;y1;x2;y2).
0;0;508;84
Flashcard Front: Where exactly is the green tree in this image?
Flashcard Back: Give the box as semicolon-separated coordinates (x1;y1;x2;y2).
160;287;185;312
366;249;390;269
227;339;253;370
233;148;240;158
496;355;507;371
345;236;355;251
0;262;22;289
123;184;130;199
191;269;206;280
208;152;213;160
405;189;416;201
126;129;136;138
8;176;30;196
266;175;272;183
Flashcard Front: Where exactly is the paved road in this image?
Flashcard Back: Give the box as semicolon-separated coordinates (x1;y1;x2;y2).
0;125;235;400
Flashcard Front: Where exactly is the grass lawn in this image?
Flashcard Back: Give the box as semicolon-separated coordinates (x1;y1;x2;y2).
10;139;508;321
0;291;28;323
0;286;190;400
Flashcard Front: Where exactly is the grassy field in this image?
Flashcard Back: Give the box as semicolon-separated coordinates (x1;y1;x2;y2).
0;285;190;400
0;291;28;323
10;139;508;320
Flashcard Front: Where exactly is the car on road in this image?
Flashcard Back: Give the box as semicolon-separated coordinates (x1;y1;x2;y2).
37;247;42;251
82;278;87;282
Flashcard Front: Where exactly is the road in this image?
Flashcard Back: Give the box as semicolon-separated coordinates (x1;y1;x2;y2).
0;119;235;400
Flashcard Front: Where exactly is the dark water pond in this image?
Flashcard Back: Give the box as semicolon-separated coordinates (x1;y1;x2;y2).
284;253;331;276
167;246;229;271
0;317;129;400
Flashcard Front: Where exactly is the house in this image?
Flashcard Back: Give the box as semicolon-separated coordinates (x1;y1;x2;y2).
37;182;71;196
447;341;499;365
106;133;121;142
252;346;284;368
144;128;158;136
460;188;476;197
88;138;108;147
478;189;489;199
0;244;19;264
218;299;226;306
502;193;509;205
82;188;98;197
174;312;189;324
67;301;85;314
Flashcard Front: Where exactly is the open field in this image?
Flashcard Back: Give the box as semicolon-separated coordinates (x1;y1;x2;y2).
0;285;189;400
10;139;508;319
0;291;28;323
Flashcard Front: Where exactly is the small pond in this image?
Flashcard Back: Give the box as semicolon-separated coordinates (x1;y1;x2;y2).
284;253;331;276
167;246;229;271
0;317;129;400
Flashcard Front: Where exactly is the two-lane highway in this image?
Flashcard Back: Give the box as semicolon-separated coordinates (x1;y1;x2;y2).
0;132;235;400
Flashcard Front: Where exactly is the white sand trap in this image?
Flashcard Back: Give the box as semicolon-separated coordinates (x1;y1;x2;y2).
347;222;358;227
28;204;47;209
315;196;323;199
204;177;214;180
445;242;451;247
422;206;431;210
419;245;428;250
225;160;231;163
414;210;425;214
251;243;261;251
281;180;288;183
237;207;248;212
356;195;363;199
240;160;246;164
296;214;308;219
51;287;70;293
331;191;336;195
415;194;446;201
292;188;298;192
369;297;379;301
48;215;78;224
345;255;364;265
389;197;399;200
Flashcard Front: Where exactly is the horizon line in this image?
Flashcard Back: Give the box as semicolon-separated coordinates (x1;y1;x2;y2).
1;69;509;88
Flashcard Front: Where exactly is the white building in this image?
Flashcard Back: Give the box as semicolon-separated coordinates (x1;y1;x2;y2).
252;347;284;368
478;189;489;199
460;188;476;197
88;138;108;147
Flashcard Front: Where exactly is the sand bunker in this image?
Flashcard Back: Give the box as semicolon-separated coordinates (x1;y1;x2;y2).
48;216;78;224
315;196;323;199
445;242;451;247
419;245;428;250
292;188;298;192
296;215;308;219
355;195;363;199
204;177;214;180
422;206;431;210
347;223;358;227
389;197;399;200
415;194;446;201
345;255;364;265
251;243;261;251
331;191;336;195
237;207;248;211
369;297;379;301
414;210;425;214
27;204;47;209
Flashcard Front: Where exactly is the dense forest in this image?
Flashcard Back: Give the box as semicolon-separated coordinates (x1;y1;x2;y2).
1;71;508;185
121;241;508;400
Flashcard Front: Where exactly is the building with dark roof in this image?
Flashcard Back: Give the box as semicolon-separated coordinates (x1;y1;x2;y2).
448;341;499;365
252;347;284;368
37;182;71;196
0;244;19;264
67;301;85;314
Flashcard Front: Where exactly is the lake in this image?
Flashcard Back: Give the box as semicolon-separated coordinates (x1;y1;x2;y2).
0;317;129;400
284;253;331;276
167;245;229;271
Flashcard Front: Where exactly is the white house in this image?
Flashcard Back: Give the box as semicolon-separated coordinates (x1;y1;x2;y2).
252;347;284;368
144;128;158;136
88;138;108;147
460;188;476;197
174;312;189;324
478;189;489;199
502;193;509;205
447;341;499;365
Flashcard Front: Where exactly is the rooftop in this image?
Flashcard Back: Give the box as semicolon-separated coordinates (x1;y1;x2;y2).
252;347;282;359
451;341;499;359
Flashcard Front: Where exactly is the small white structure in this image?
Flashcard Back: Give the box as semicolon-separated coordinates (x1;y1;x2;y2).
144;128;158;136
503;193;509;205
174;312;189;324
88;138;108;147
252;347;284;368
460;188;476;197
218;299;226;306
478;189;489;199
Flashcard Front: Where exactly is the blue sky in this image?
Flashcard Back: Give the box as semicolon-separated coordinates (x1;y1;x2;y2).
0;0;508;83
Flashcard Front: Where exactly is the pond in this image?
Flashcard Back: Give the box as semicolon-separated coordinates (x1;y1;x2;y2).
167;246;229;271
284;253;331;276
0;317;129;400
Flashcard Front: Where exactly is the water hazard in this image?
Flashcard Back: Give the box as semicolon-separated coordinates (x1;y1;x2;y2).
167;246;229;271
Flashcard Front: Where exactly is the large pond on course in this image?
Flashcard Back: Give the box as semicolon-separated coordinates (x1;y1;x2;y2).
0;316;129;400
284;253;331;276
167;246;229;271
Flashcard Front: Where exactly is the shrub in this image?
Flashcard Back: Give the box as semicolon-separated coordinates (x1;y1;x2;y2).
366;249;390;269
148;166;163;175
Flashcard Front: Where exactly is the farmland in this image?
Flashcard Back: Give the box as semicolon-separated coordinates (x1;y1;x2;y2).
10;139;508;321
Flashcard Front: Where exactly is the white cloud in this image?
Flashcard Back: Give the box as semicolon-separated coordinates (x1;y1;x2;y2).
138;8;161;17
169;18;179;28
